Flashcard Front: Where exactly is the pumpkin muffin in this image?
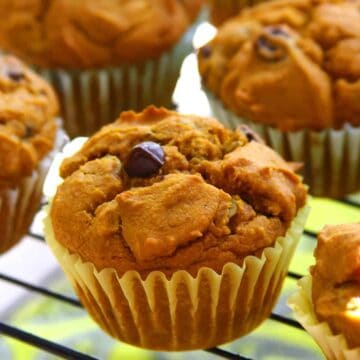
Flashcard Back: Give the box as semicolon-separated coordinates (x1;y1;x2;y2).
0;55;60;253
289;223;360;359
44;106;308;350
208;0;271;26
0;0;203;137
198;0;360;197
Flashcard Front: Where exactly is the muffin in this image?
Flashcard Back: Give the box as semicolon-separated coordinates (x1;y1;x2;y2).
198;0;360;197
289;223;360;359
0;55;61;254
208;0;269;26
44;106;308;350
0;1;203;138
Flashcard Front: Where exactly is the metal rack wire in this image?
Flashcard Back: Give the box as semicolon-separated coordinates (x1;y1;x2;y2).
0;198;359;360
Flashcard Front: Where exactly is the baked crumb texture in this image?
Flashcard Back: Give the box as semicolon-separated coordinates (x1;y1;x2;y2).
0;55;58;187
198;0;360;130
208;0;254;26
51;106;307;279
311;223;360;349
0;0;203;68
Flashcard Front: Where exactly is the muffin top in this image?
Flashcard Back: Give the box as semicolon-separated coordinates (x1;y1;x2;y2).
51;106;307;279
0;0;203;69
0;56;58;187
311;223;360;348
198;0;360;130
207;0;244;26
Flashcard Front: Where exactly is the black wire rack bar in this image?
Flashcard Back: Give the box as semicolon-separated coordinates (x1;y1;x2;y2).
269;314;303;330
304;229;317;238
206;347;253;360
341;198;360;208
0;322;98;360
27;231;46;242
287;271;303;280
0;273;81;308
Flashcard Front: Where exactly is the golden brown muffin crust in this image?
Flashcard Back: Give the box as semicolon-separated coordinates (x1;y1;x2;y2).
51;106;307;278
117;174;232;262
0;0;203;68
0;56;58;186
198;0;360;130
311;223;360;348
209;0;313;26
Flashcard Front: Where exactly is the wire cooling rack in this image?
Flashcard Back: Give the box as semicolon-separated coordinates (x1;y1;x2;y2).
0;197;359;360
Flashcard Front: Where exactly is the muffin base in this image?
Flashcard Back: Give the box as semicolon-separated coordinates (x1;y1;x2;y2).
288;276;360;360
206;91;360;198
0;125;67;254
37;22;198;138
44;196;309;351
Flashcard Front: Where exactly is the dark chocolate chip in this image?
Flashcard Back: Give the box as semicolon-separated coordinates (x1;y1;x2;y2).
268;26;290;37
255;26;290;62
8;70;25;82
23;125;34;139
257;36;277;52
200;45;212;58
255;35;287;62
124;141;165;178
238;125;264;144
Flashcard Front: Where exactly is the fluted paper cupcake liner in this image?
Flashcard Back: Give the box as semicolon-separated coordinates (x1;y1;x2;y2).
44;205;308;350
43;137;309;350
206;91;360;198
0;125;67;254
37;22;198;139
288;276;360;360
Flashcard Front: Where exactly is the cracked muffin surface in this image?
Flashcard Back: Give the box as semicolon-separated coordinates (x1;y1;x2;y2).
51;106;307;278
0;0;203;68
198;0;360;130
0;55;58;187
311;223;360;348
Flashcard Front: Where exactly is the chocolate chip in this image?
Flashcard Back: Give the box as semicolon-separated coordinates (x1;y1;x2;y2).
200;45;212;58
255;26;290;62
124;141;165;178
238;125;264;144
255;35;286;62
8;70;25;82
268;26;290;37
257;36;277;52
23;125;34;139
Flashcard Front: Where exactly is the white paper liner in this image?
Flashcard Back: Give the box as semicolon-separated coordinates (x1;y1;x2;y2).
43;137;309;350
288;276;360;360
206;90;360;198
0;124;67;254
36;22;198;139
44;205;308;350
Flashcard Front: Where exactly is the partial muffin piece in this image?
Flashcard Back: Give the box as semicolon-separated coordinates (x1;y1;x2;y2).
0;55;61;253
311;223;360;349
0;0;203;137
289;223;360;359
198;0;360;197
